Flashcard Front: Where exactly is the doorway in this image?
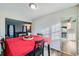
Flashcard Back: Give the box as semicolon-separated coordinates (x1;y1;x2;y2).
5;18;32;38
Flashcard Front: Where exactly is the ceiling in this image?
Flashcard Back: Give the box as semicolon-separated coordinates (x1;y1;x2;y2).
0;3;77;21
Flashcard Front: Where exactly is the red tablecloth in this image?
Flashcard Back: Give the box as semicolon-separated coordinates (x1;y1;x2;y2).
4;35;51;56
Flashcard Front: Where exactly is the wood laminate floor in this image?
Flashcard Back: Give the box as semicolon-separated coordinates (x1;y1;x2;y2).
43;47;74;56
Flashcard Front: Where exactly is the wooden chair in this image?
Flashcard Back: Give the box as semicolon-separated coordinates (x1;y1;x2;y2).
0;38;5;56
48;44;50;56
27;39;44;56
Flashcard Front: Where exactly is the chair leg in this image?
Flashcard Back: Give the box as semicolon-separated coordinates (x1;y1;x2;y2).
42;42;44;56
48;44;50;56
34;50;35;56
34;44;36;56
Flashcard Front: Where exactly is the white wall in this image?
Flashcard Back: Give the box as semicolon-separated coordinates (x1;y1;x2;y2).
0;16;5;54
32;6;77;50
0;16;5;38
32;6;77;34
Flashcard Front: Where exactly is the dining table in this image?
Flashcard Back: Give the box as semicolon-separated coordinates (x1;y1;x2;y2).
4;35;51;56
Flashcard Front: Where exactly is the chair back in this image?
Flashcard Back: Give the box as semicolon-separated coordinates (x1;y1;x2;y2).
34;39;44;56
0;38;5;55
0;38;5;50
26;39;44;56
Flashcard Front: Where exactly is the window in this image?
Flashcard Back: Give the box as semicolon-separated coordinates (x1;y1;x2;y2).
51;23;61;40
51;23;61;50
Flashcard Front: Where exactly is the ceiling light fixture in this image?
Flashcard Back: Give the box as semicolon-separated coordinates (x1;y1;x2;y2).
29;3;37;9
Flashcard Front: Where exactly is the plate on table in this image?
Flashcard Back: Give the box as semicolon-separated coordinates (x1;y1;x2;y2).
23;36;33;40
